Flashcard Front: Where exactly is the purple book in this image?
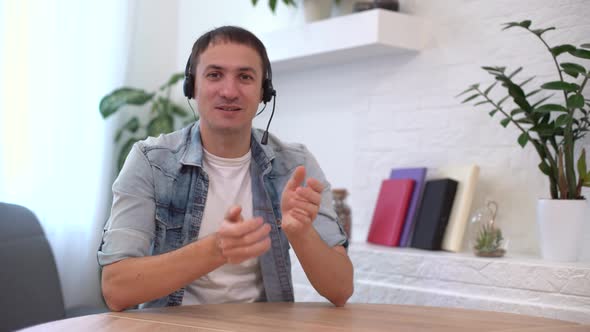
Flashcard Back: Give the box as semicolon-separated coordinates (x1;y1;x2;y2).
389;167;427;247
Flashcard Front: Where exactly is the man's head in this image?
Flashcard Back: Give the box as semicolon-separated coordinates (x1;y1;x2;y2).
183;26;275;139
183;26;274;103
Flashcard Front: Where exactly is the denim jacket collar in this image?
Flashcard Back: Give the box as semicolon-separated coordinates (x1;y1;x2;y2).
179;122;276;172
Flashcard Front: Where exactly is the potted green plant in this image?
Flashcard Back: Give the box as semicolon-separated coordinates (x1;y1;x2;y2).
99;72;197;172
458;20;590;262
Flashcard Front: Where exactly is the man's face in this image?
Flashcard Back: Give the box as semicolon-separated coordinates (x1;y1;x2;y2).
194;41;264;136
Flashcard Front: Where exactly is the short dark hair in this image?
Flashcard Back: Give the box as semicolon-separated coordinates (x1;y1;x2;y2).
188;26;271;81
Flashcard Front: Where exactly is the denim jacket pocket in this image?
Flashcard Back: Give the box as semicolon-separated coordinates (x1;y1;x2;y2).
154;204;185;253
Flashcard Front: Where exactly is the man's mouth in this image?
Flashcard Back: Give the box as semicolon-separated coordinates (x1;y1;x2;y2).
215;105;242;112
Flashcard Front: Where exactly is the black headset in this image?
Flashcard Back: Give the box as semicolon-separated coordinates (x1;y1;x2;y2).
182;48;276;145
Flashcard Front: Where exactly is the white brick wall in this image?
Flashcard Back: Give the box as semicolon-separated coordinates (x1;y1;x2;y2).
257;0;590;258
165;0;590;323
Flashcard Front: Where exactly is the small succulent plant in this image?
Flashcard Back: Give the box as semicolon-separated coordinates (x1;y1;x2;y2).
474;223;505;257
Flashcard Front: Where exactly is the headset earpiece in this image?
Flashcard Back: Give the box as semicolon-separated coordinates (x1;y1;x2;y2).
183;55;194;99
262;79;276;104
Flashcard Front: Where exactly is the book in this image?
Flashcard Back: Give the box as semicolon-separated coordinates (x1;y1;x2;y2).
367;179;415;247
437;165;480;252
389;167;428;247
411;178;458;250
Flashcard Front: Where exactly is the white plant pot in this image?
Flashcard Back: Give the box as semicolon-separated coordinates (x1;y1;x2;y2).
536;199;587;262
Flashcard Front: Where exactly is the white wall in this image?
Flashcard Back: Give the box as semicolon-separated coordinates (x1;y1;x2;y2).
148;0;590;258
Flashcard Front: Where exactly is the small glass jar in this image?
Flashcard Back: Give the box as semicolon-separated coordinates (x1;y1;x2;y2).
468;200;508;257
332;188;352;239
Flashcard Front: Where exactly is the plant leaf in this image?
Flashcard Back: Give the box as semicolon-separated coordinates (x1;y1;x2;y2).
498;95;510;106
147;114;174;137
551;44;576;57
508;67;523;79
482;66;506;74
535;104;568;113
562;69;580;78
511;108;524;116
99;88;155;118
456;85;478;97
484;82;497;96
519;20;531;28
515;118;534;124
520;76;535;87
114;117;140;143
169;103;189;117
531;123;555;137
531;95;554;108
532;27;555;36
489;109;499;117
518;132;529;147
526;89;542;97
567;94;585;109
252;0;258;5
462;94;480;103
475;100;490;106
555;114;571;127
570;48;590;60
539;161;552;176
560;63;586;75
581;43;590;49
159;72;185;90
500;117;511;127
541;81;579;92
269;0;277;12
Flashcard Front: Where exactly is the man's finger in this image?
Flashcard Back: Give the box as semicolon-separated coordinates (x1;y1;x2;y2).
305;177;324;193
285;166;306;191
219;223;271;250
219;217;264;238
289;198;318;217
224;205;243;223
295;186;322;206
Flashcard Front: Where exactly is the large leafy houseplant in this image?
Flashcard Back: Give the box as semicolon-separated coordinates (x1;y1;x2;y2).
99;72;196;171
458;20;590;200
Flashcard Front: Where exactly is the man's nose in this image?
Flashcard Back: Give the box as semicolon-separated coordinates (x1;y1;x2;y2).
219;77;239;100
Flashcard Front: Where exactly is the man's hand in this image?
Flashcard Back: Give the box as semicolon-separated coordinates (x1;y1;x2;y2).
216;205;271;264
280;166;324;236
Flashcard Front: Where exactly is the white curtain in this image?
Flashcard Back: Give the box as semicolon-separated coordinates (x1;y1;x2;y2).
0;0;134;310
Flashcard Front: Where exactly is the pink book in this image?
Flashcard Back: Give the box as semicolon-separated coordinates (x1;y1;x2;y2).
367;179;415;247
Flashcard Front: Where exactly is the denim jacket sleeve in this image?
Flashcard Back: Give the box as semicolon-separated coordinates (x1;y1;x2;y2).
300;145;349;249
97;143;156;267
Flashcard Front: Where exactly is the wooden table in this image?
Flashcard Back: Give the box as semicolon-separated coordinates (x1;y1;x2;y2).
21;303;590;331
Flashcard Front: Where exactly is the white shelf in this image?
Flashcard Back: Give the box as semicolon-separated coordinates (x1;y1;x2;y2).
260;9;429;72
291;242;590;324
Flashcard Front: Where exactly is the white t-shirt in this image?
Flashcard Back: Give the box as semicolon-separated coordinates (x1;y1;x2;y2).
182;148;265;305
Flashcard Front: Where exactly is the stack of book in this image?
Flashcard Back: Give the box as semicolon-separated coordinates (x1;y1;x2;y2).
367;165;479;252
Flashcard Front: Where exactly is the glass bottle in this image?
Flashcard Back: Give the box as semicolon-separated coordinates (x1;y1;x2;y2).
332;188;351;239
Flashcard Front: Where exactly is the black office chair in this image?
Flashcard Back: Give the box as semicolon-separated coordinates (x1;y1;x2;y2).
0;202;67;331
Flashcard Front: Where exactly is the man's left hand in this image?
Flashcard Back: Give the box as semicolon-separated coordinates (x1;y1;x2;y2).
280;165;324;236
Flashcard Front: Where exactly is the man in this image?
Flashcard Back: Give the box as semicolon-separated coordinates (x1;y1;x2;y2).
98;26;353;311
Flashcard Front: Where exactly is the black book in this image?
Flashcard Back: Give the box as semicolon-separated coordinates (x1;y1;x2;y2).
411;178;458;250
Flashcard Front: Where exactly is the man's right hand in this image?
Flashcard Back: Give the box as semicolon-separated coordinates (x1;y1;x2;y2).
216;205;271;264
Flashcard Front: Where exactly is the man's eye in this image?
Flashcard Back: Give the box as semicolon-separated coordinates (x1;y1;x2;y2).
240;74;254;81
207;72;221;79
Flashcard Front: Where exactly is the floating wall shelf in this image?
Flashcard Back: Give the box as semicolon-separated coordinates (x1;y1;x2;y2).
260;9;430;72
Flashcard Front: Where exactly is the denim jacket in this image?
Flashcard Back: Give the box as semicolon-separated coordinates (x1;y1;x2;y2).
98;122;347;307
